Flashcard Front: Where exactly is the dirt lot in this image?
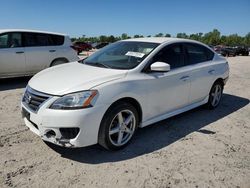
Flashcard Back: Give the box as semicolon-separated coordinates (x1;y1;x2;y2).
0;56;249;188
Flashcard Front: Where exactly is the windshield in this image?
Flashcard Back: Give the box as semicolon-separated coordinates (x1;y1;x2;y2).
81;41;159;69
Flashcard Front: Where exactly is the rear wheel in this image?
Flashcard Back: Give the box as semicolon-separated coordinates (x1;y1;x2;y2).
207;81;223;109
98;102;139;150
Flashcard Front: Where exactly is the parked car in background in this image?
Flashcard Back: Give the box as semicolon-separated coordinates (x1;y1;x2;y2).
0;29;78;78
214;46;236;57
92;42;109;49
72;41;92;54
221;47;237;57
21;37;229;150
235;46;249;56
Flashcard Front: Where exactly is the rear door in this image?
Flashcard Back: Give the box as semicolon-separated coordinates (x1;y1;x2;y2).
23;32;54;74
0;32;26;77
183;43;216;104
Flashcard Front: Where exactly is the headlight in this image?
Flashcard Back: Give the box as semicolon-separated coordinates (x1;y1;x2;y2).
50;90;98;110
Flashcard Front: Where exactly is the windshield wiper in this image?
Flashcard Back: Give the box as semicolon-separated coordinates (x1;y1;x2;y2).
85;62;111;69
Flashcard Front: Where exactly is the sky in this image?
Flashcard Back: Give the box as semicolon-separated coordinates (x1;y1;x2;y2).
0;0;249;37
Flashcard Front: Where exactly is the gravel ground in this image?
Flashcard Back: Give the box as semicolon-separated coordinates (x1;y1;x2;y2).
0;56;249;188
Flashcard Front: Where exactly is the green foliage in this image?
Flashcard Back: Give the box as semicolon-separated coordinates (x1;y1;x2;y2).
177;33;189;39
165;33;171;37
71;30;250;46
155;33;164;37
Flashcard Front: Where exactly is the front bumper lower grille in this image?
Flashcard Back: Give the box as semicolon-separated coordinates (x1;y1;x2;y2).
59;128;80;139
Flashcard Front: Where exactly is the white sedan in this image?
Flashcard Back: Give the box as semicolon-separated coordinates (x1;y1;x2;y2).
21;37;229;150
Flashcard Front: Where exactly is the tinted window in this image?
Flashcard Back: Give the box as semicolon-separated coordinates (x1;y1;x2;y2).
23;33;37;47
0;33;22;48
152;44;184;69
23;32;64;47
36;33;50;46
185;43;214;65
49;34;64;46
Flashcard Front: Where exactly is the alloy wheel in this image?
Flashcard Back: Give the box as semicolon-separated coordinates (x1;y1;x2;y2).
108;110;136;146
211;84;222;107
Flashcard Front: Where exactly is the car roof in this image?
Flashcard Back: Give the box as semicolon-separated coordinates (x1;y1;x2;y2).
123;37;202;44
0;29;66;36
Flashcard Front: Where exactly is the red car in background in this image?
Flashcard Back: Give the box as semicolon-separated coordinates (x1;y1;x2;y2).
72;41;92;54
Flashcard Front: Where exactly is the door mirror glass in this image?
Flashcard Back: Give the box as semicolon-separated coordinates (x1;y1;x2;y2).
150;62;170;72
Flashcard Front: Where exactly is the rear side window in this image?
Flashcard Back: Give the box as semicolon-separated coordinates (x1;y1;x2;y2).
0;32;22;48
23;32;64;47
49;34;64;46
184;43;214;65
23;33;38;47
36;33;50;46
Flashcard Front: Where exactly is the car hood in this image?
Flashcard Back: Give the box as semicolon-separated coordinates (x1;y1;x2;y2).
28;62;128;95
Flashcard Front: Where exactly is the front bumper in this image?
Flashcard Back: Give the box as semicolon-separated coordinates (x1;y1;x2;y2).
21;96;108;148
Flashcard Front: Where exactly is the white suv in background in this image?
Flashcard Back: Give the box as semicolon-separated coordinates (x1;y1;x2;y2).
0;29;79;78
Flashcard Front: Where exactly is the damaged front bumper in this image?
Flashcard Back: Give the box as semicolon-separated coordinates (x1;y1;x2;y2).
21;99;107;148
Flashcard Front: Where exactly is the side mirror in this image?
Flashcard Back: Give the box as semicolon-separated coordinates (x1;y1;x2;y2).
150;62;170;72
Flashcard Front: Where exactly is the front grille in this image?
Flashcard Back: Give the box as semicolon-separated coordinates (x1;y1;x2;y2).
22;86;51;112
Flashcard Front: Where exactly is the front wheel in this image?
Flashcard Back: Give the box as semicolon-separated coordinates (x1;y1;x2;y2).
207;82;223;109
98;102;139;150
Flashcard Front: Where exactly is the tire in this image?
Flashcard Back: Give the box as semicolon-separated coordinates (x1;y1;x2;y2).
51;59;68;67
207;81;223;109
98;102;139;150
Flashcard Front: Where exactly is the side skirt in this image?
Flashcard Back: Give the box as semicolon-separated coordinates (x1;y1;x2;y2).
140;96;209;128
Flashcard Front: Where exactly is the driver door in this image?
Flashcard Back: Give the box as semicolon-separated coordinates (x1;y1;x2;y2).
142;43;191;121
0;32;26;77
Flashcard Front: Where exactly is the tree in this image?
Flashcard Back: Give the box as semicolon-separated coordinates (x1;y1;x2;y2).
99;35;108;42
165;33;171;37
121;33;129;40
155;33;164;37
225;34;243;46
189;33;203;41
176;33;188;38
244;32;250;46
108;35;116;43
202;29;221;45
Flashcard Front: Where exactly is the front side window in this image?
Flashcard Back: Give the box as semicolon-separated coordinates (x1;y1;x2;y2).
185;43;213;65
0;32;22;48
151;44;185;69
82;41;159;69
0;33;9;48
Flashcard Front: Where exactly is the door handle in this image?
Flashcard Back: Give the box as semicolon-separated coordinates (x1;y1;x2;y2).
208;70;215;74
16;51;24;54
180;76;190;81
49;50;56;52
